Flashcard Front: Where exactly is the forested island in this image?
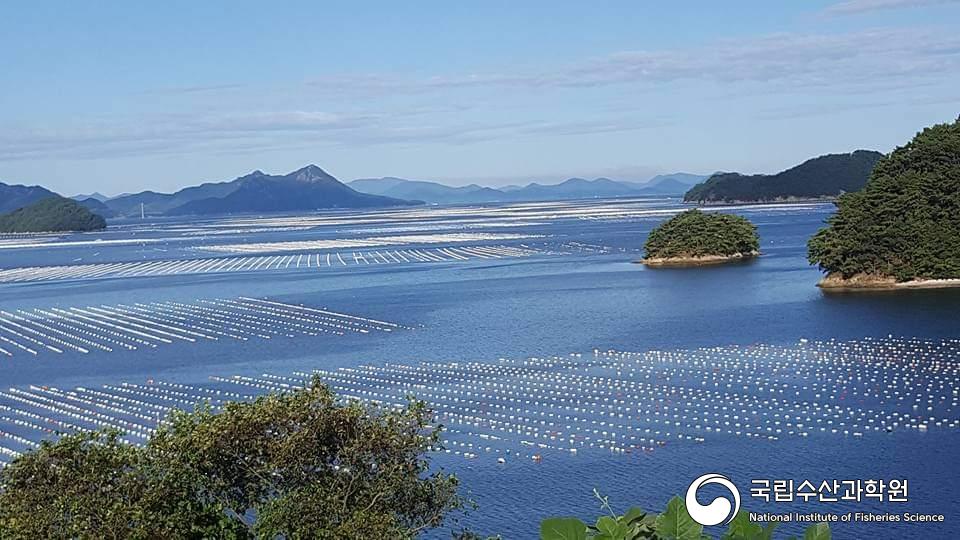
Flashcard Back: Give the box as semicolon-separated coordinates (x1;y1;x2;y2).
808;118;960;290
641;209;759;266
0;197;107;233
683;150;882;204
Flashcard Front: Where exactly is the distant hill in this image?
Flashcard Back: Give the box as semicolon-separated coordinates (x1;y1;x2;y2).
71;192;110;202
0;197;107;233
76;197;117;218
348;177;505;204
164;165;419;216
503;178;640;200
632;173;709;195
347;173;706;204
105;176;245;216
0;182;59;214
106;166;419;217
683;151;883;204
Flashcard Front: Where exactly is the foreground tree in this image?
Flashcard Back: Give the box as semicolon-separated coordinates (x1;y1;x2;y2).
808;118;960;287
0;378;465;539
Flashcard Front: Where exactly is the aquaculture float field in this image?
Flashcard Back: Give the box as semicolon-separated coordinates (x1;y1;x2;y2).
1;197;958;539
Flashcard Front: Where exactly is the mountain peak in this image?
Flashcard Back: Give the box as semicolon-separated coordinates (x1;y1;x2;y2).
288;164;336;183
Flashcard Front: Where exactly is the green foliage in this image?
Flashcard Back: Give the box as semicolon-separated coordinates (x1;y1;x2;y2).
0;429;243;539
721;512;777;540
808;118;960;281
0;196;107;233
541;517;589;540
644;209;759;260
802;523;831;540
540;493;828;540
684;150;882;203
0;378;465;539
655;497;704;539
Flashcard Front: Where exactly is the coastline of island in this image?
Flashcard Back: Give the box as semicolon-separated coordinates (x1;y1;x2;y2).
817;274;960;291
639;250;759;267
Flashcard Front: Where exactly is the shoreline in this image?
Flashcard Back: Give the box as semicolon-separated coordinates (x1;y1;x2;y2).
685;197;837;207
638;251;759;267
818;274;960;291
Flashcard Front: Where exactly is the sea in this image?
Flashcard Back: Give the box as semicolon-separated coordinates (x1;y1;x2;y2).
0;197;957;539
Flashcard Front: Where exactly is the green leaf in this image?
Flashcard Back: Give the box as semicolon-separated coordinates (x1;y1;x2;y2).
803;522;831;540
594;515;629;539
719;511;780;540
540;517;589;540
621;507;648;525
721;511;763;540
654;496;704;540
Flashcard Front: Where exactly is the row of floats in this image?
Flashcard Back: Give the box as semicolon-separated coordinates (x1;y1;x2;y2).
0;336;956;466
0;244;545;284
0;296;403;357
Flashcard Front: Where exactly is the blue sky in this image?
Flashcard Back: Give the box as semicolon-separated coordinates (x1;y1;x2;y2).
1;0;958;195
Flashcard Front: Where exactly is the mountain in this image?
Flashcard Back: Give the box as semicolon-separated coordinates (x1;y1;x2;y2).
347;175;702;204
644;173;709;186
631;173;709;195
105;166;419;217
348;177;505;204
0;182;59;214
76;197;117;218
502;177;641;201
0;196;107;233
684;150;884;204
165;165;419;216
71;192;109;202
105;176;243;216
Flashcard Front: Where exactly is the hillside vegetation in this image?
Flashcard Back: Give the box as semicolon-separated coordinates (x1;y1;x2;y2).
808;118;960;285
0;182;58;214
684;150;882;203
643;209;759;264
0;379;463;539
0;197;106;233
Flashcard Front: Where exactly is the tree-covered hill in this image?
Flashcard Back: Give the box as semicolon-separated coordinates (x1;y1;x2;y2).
643;209;759;264
0;197;107;233
683;150;882;204
808;118;960;285
0;181;59;214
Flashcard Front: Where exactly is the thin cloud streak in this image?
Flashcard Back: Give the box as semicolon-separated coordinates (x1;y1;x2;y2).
823;0;959;16
0;111;667;162
2;27;957;163
308;27;960;94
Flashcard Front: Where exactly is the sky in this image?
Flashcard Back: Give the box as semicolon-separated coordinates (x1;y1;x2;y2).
0;0;958;196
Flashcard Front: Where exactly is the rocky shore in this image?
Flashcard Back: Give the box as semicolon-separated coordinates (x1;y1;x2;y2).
639;250;759;267
818;273;960;291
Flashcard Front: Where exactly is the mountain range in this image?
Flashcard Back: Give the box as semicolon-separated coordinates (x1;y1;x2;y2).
347;173;706;205
7;150;884;221
0;182;59;214
104;165;419;217
683;150;883;204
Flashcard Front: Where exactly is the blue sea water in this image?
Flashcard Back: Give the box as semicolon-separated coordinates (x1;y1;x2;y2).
0;198;957;539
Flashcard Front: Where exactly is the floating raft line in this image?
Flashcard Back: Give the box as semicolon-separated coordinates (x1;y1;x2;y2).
0;337;956;465
0;244;556;285
0;297;406;358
